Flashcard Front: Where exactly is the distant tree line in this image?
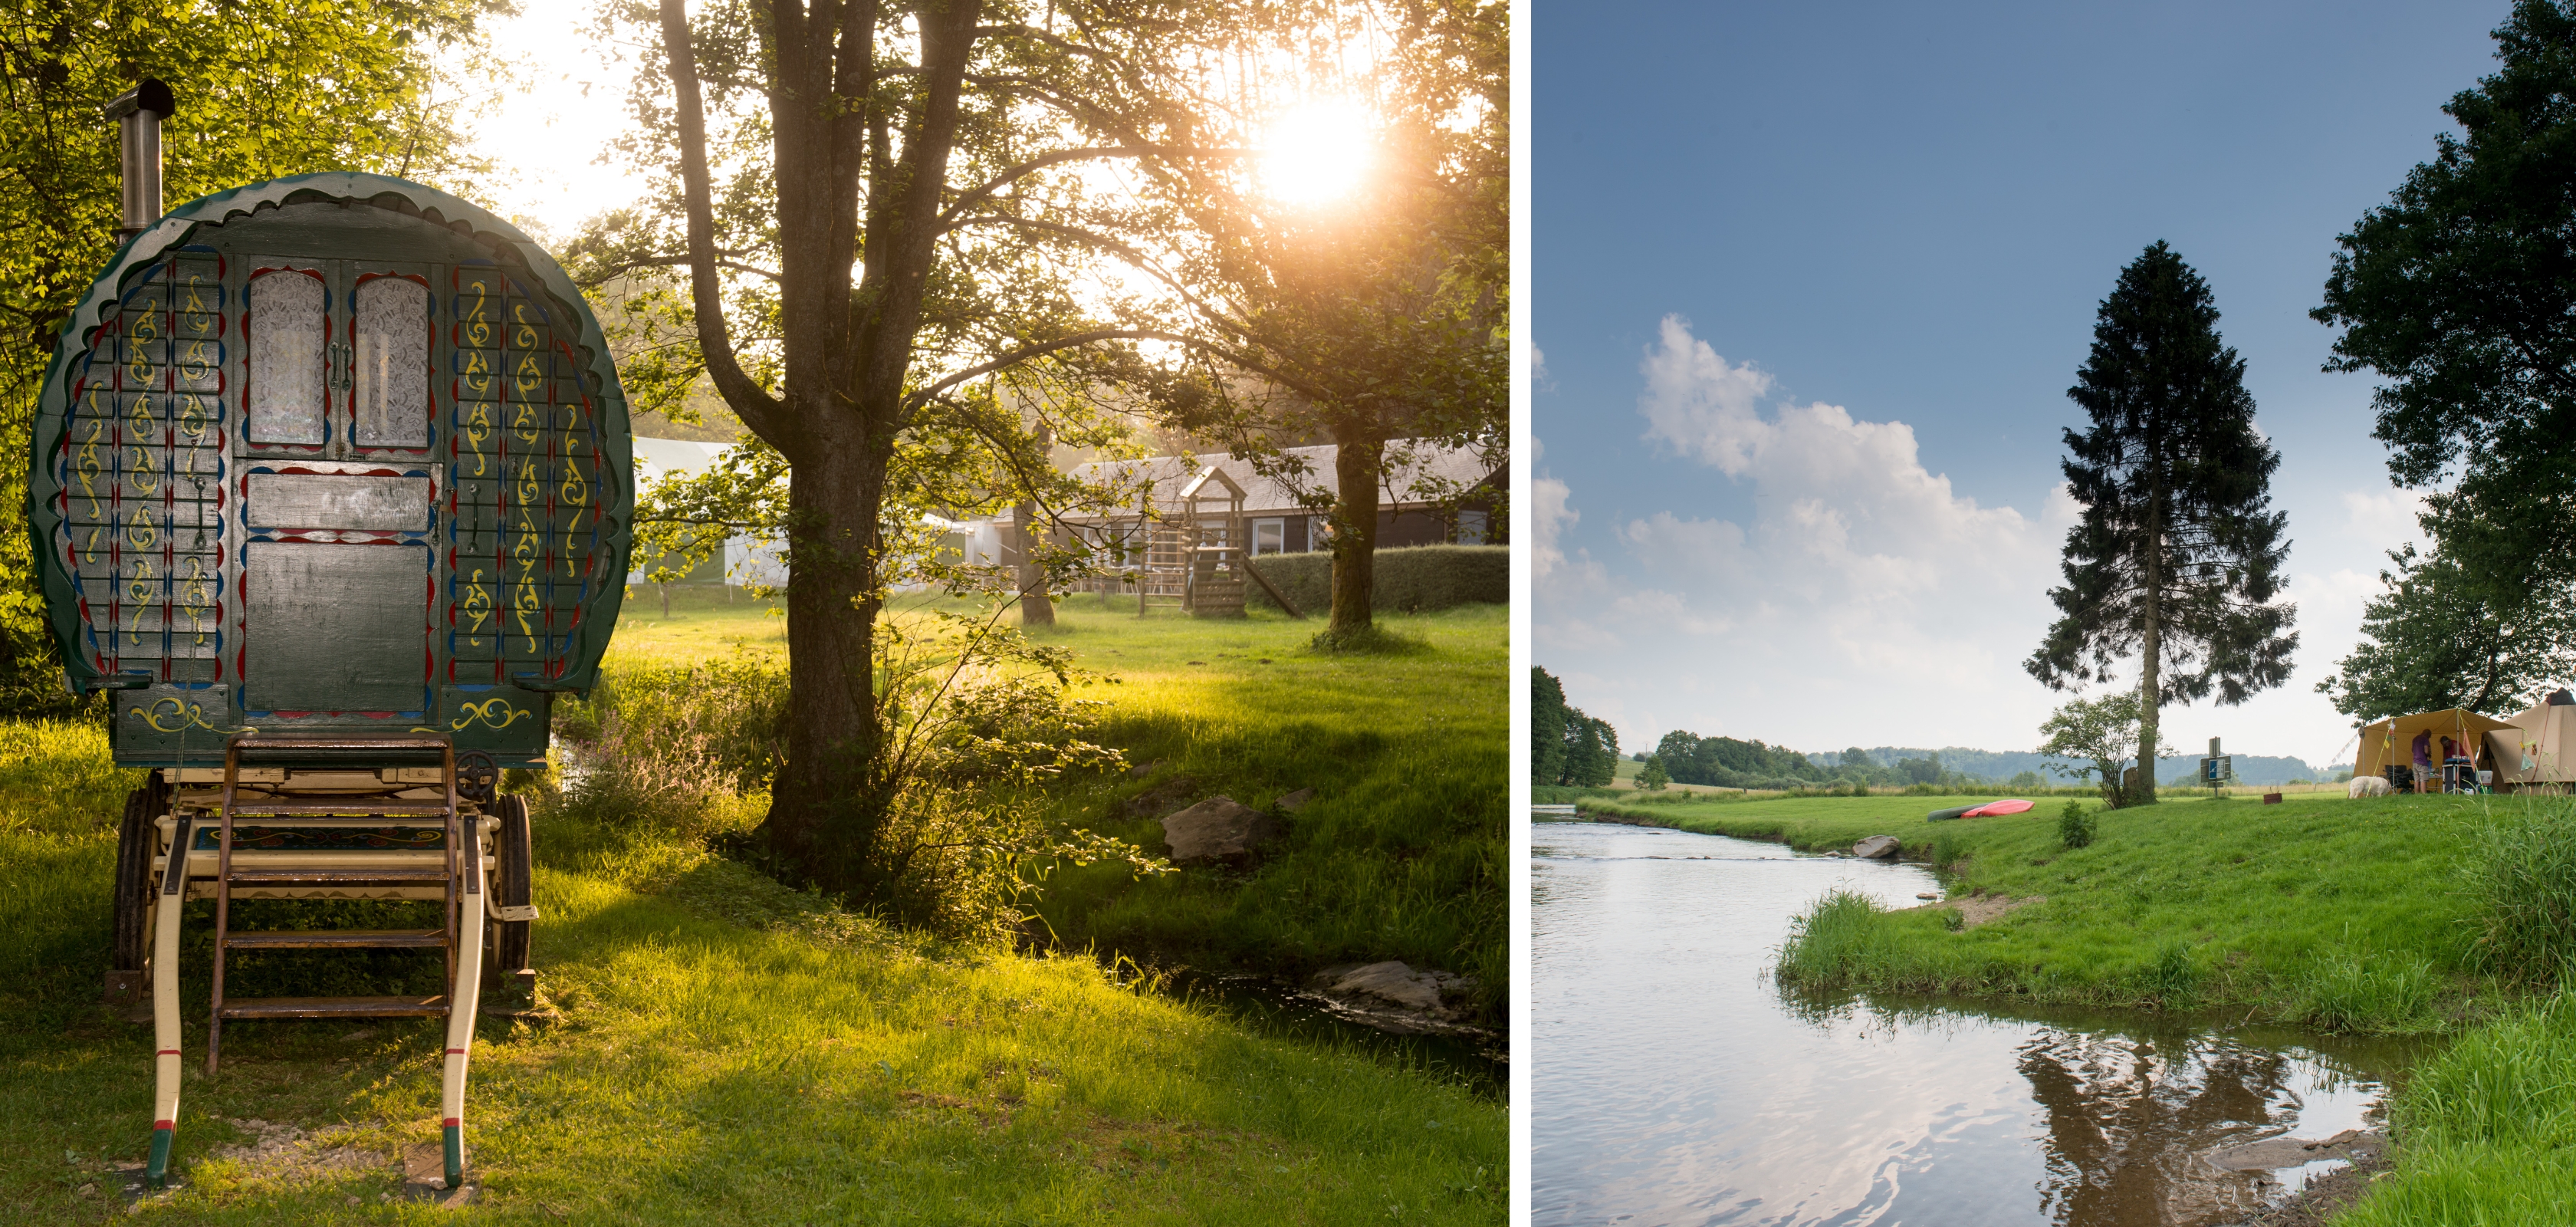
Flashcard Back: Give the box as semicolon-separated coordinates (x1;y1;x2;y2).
1531;668;1618;786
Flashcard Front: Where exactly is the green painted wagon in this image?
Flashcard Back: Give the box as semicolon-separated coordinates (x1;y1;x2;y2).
31;93;630;1194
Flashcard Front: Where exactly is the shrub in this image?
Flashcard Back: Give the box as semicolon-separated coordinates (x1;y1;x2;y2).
2058;800;2095;849
555;653;789;792
1243;544;1507;616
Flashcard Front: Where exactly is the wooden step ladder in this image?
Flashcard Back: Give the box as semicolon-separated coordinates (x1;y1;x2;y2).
147;732;488;1192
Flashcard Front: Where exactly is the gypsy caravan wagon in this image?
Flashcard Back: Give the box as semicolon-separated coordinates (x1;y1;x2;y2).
31;90;631;1193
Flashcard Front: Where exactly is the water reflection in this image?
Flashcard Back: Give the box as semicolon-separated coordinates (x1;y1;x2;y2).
1533;820;2417;1227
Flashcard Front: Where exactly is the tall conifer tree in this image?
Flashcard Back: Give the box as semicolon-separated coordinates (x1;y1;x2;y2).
2028;242;2298;804
1531;667;1569;786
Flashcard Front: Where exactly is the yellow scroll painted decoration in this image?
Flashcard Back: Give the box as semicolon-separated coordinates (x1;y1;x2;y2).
124;505;156;552
177;556;212;647
459;566;493;646
75;417;104;518
461;403;491;478
124;557;156;647
133;696;227;734
126;310;158;387
449;698;531;732
124;444;157;496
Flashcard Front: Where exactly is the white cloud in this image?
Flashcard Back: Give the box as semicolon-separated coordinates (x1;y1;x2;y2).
1539;317;2409;771
1533;475;1576;581
2341;489;2426;551
1537;317;2072;751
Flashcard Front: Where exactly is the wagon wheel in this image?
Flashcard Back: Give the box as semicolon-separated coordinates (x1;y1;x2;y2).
488;794;534;982
109;776;169;1008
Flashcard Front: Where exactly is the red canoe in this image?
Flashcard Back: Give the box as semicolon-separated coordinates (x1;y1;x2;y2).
1960;799;2035;818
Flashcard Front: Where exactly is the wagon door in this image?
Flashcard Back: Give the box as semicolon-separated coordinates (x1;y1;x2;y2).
236;258;439;718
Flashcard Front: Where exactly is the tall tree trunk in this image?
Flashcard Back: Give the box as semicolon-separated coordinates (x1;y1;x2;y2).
1017;425;1054;627
2136;512;2161;807
764;433;891;888
1329;429;1383;635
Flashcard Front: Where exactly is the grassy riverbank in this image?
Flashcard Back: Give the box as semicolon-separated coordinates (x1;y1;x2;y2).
1027;600;1506;1022
1575;789;2499;1031
607;595;1504;1025
0;719;1503;1222
603;593;1506;1025
1574;787;2576;1221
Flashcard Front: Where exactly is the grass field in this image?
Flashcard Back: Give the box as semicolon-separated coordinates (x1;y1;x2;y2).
1576;788;2501;1030
0;587;1506;1222
605;588;1506;1025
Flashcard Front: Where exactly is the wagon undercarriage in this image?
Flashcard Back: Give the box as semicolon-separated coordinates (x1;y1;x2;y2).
113;733;537;1193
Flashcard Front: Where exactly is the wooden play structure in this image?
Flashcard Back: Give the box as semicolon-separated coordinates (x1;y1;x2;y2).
31;96;629;1196
1125;467;1254;617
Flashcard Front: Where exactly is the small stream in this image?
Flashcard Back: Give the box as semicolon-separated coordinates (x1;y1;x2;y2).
1164;969;1506;1100
1532;819;2431;1227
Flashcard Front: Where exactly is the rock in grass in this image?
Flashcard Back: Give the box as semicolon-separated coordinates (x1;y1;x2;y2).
1854;834;1901;860
1123;775;1200;818
1329;961;1457;1011
1275;787;1318;812
1160;796;1276;864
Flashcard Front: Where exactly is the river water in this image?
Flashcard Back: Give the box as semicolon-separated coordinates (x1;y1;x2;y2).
1531;819;2424;1227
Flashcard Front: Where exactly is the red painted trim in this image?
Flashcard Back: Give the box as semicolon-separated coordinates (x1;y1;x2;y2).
153;1120;173;1132
442;1117;460;1127
156;1048;179;1056
445;1048;466;1054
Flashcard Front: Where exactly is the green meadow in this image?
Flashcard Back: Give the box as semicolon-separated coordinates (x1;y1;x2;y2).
1578;788;2494;1028
0;591;1506;1223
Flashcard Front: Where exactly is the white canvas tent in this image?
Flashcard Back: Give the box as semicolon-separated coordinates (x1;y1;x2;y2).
2489;698;2576;786
2354;708;2518;787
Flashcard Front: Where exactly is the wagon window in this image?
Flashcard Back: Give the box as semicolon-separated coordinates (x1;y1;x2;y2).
353;276;429;448
247;270;324;444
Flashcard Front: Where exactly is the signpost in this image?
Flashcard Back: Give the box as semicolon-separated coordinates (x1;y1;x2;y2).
2200;736;2233;798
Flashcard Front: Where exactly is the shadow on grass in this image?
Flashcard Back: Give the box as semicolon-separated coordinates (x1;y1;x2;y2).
1302;625;1434;656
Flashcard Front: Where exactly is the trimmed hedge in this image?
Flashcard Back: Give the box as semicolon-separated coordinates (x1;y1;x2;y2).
1243;544;1507;615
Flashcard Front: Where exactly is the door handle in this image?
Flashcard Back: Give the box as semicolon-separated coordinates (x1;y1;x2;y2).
328;341;352;391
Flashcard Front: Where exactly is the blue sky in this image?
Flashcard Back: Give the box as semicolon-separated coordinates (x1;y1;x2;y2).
1533;1;2509;771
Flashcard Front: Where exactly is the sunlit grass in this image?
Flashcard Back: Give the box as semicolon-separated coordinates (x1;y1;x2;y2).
602;587;1504;1015
0;720;1503;1222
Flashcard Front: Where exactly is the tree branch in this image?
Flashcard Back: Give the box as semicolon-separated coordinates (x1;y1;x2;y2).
937;145;1253;228
659;0;787;438
901;329;1188;414
576;252;784;288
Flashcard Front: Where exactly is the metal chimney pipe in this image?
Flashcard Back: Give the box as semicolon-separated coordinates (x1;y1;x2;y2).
104;79;177;239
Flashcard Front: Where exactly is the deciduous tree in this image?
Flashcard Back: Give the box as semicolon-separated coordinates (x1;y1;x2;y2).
2038;692;2170;809
2318;536;2576;720
2315;0;2576;606
2028;242;2297;805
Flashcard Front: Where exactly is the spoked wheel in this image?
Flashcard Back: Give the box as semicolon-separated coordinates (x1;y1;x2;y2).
108;778;169;1010
486;794;534;1000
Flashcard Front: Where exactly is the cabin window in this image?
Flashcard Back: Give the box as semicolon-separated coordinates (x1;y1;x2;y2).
1457;510;1489;545
1251;518;1285;555
352;276;430;448
247;269;325;444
